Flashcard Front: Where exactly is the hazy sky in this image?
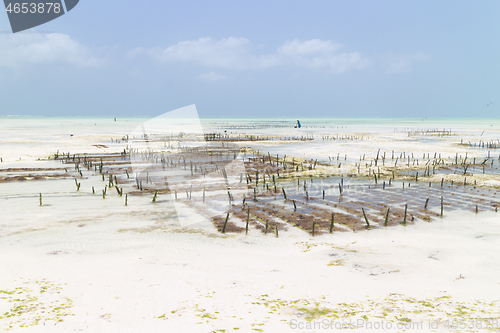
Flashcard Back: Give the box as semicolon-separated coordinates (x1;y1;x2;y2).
0;0;498;117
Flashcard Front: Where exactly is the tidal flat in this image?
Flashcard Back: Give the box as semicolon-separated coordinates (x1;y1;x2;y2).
1;117;499;332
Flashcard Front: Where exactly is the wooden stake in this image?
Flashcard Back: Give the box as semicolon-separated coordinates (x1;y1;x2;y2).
222;211;230;233
362;208;370;229
330;213;334;233
440;196;444;217
403;204;407;225
246;208;250;234
384;208;390;226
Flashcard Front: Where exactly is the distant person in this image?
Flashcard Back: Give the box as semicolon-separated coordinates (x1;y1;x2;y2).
295;120;301;128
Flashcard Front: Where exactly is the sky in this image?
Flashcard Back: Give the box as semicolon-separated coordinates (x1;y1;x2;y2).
0;0;499;118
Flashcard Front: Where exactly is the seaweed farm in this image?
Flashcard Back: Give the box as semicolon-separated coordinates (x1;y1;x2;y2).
1;116;500;332
9;131;498;237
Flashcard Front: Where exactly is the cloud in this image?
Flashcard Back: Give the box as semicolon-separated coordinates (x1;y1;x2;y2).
196;72;228;81
0;33;103;68
387;52;429;74
276;39;369;73
147;37;275;70
141;37;368;73
125;47;145;59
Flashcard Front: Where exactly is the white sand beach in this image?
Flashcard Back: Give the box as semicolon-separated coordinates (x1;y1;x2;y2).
1;116;499;332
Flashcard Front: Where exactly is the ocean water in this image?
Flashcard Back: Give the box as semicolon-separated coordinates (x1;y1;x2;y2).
1;116;499;162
